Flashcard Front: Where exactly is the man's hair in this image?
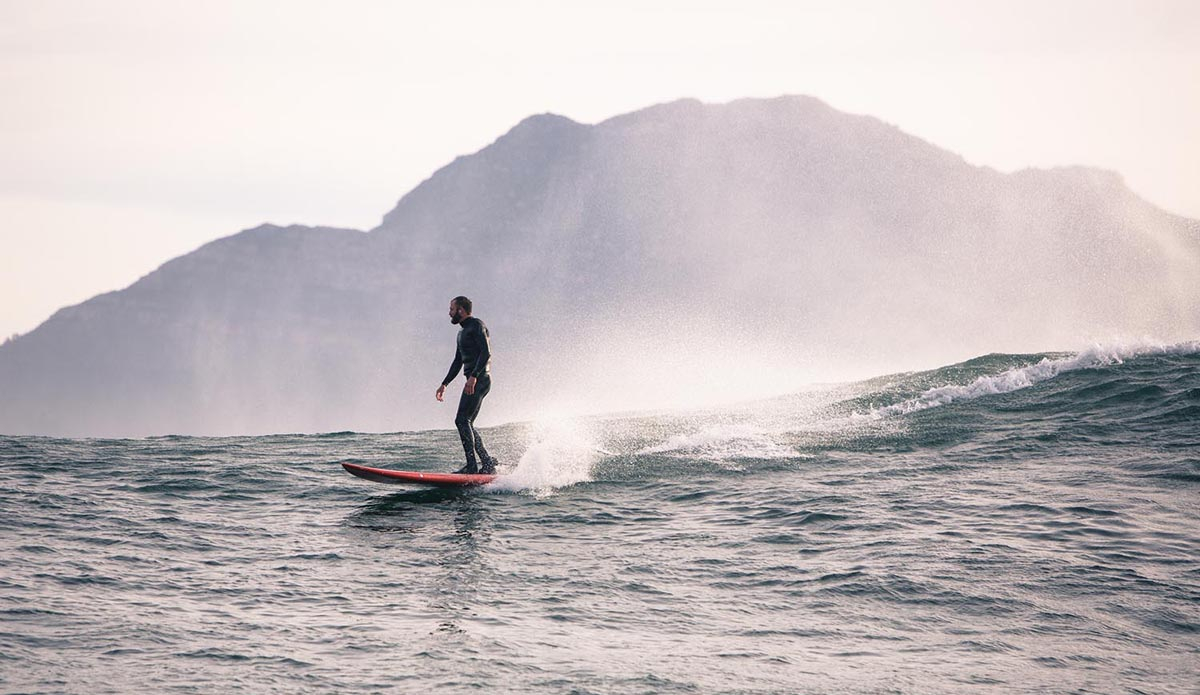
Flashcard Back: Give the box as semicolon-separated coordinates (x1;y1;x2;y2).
452;295;472;314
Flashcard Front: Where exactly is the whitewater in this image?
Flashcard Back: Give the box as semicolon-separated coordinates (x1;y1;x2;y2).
1;342;1197;694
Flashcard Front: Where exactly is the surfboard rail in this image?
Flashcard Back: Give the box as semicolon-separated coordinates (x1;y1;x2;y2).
341;462;497;487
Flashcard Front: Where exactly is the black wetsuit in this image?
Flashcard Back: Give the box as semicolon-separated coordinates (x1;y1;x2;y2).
442;316;494;472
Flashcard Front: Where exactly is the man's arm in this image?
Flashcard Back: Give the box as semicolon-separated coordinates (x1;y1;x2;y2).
437;351;463;401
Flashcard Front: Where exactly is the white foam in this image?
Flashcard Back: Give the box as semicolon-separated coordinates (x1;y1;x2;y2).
636;422;798;462
862;339;1200;419
485;418;600;496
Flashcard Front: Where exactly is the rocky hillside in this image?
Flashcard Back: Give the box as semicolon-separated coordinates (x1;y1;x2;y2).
3;96;1197;436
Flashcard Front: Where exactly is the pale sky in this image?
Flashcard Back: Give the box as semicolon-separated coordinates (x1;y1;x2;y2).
2;0;1198;340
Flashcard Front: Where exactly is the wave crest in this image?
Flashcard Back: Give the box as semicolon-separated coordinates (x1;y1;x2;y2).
862;340;1200;419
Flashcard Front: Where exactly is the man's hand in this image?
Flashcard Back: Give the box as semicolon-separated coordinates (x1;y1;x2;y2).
435;384;446;402
465;376;477;395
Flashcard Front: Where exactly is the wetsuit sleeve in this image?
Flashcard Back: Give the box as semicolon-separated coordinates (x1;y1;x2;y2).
468;323;491;379
442;350;462;386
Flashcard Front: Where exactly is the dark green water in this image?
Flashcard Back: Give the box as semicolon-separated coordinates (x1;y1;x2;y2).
2;344;1198;693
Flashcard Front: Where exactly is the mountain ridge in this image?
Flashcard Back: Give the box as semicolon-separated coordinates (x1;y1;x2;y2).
3;95;1197;436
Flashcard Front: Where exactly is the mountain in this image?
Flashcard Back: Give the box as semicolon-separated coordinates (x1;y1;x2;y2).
3;95;1198;437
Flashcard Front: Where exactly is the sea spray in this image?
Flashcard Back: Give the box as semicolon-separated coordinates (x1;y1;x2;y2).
635;422;798;463
622;340;1200;463
486;417;600;495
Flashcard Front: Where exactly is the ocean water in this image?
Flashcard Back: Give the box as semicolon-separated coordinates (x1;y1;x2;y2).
2;343;1198;694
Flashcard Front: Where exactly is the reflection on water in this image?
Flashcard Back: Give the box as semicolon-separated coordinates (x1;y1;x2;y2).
436;500;491;636
346;489;495;641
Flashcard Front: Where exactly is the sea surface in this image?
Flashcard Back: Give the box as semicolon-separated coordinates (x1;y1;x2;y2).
2;343;1198;694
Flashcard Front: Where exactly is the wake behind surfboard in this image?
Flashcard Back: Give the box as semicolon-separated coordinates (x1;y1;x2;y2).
341;462;497;488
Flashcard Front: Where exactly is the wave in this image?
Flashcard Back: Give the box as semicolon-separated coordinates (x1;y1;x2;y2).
610;340;1200;466
859;340;1200;419
3;340;1194;490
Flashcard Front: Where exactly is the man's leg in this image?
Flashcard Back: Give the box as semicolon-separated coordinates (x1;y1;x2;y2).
471;376;494;472
472;429;494;473
453;375;491;473
454;392;481;473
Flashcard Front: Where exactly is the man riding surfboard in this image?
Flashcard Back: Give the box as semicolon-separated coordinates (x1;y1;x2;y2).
435;296;498;475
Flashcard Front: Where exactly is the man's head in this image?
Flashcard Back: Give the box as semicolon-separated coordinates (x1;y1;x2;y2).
449;296;472;325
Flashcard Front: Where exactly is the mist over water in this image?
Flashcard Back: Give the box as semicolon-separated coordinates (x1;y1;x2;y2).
3;97;1199;437
3;343;1197;693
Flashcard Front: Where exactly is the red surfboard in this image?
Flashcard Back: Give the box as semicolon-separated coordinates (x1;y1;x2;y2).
342;462;497;487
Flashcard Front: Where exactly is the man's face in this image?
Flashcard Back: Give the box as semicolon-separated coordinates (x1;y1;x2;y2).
449;301;466;325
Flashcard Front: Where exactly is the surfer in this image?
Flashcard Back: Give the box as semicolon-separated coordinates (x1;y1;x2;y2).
436;296;498;475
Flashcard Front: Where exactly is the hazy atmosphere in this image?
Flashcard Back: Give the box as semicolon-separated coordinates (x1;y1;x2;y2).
2;4;1199;694
3;0;1198;340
